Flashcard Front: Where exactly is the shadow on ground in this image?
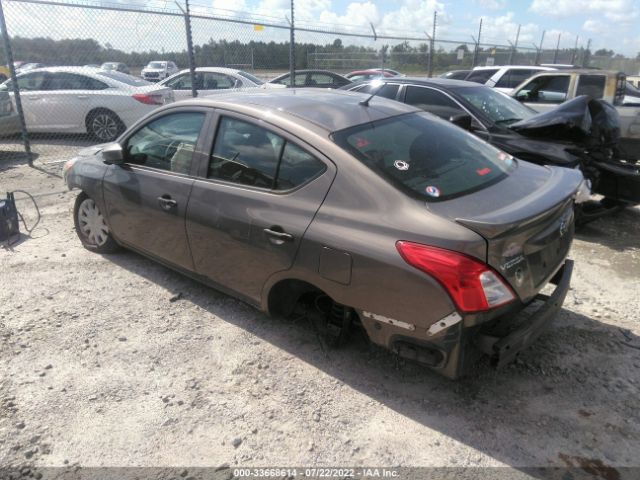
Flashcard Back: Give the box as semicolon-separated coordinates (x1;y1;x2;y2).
105;248;640;478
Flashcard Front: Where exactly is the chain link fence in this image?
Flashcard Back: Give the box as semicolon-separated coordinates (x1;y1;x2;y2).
0;0;636;166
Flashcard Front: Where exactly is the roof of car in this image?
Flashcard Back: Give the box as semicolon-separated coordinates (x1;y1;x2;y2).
174;67;244;76
175;88;420;132
24;66;101;74
350;76;479;88
471;65;556;71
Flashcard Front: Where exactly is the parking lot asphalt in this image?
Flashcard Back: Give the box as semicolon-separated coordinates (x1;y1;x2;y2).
1;156;639;477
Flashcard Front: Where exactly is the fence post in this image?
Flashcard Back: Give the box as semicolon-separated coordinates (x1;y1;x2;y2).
289;0;295;87
535;30;545;65
428;11;436;78
508;24;520;64
0;0;32;165
471;18;482;68
582;38;591;67
177;0;197;97
553;33;561;64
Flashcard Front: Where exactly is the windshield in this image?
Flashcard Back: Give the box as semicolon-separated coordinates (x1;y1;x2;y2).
236;70;264;85
148;62;166;69
97;71;151;86
450;85;536;125
332;112;515;202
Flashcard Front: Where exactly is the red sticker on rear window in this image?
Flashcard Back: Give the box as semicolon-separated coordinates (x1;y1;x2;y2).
476;167;491;176
355;137;370;148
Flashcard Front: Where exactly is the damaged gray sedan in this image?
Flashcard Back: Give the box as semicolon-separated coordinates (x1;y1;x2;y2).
64;89;582;378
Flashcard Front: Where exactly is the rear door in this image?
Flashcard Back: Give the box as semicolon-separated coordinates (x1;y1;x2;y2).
42;72;107;130
102;107;209;270
186;112;336;303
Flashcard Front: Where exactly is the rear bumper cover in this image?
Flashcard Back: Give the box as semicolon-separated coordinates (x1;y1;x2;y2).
475;259;573;368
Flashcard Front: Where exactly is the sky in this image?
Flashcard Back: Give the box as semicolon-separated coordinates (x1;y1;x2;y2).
4;0;640;57
202;0;640;55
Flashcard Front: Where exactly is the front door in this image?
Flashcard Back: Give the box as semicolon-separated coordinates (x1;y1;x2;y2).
187;113;335;303
102;108;209;270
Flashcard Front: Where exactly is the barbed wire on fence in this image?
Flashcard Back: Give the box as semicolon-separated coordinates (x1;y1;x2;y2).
0;0;638;165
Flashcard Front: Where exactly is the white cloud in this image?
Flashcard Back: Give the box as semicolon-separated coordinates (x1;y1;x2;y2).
473;12;539;45
530;0;639;24
472;0;507;10
582;19;606;34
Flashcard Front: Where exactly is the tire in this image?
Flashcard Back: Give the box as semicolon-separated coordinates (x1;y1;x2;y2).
86;109;125;142
73;192;119;253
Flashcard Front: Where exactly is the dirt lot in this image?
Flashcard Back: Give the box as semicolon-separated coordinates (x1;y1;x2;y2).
1;154;640;478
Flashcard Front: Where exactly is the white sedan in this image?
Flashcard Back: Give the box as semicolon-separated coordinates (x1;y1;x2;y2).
0;67;174;142
159;67;284;100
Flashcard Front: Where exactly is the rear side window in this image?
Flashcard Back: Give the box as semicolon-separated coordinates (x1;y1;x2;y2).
209;117;325;190
210;117;284;188
404;86;466;119
465;69;498;84
354;83;399;99
495;69;535;89
332;112;514;202
276;143;326;190
47;73;107;91
576;75;606;99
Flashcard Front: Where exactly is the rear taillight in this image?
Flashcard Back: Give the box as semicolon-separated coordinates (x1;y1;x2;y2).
132;93;164;105
396;241;515;313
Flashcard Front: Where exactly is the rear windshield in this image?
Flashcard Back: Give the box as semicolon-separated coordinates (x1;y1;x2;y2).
465;69;498;83
97;71;151;86
236;70;264;85
332;112;515;202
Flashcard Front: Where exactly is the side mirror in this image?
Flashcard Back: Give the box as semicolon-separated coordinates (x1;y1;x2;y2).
102;142;124;165
449;113;473;131
515;91;528;102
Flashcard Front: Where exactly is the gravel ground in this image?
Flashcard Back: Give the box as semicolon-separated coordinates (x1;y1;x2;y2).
1;157;639;479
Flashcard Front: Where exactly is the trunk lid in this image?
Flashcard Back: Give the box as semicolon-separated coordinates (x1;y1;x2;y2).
428;161;582;302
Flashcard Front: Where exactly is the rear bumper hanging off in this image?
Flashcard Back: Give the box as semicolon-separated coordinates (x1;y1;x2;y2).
475;259;574;369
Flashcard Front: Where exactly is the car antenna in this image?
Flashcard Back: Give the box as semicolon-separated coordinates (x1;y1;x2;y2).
359;82;387;107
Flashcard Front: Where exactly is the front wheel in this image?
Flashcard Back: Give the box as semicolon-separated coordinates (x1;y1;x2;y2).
73;193;119;253
87;110;124;142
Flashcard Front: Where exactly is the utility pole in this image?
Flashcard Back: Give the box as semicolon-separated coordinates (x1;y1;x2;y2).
508;24;521;64
535;30;545;65
471;18;482;68
553;32;561;64
428;11;436;78
289;0;295;87
0;0;31;164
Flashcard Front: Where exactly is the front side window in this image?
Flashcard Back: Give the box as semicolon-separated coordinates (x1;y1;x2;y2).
165;73;191;90
201;72;236;90
404;86;466;120
3;72;48;91
209;117;326;190
125;112;205;174
516;75;570;104
332;113;515;202
576;75;606;99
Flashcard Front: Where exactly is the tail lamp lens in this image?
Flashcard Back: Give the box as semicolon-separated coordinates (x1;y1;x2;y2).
396;241;515;313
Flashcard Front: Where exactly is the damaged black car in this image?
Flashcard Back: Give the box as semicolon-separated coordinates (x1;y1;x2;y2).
343;78;640;221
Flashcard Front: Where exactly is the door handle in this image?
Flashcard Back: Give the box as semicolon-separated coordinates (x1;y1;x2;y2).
157;195;177;211
263;227;294;243
77;95;89;100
